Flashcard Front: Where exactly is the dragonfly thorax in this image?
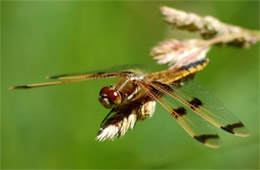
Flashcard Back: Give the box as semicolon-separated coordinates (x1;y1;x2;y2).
98;86;122;109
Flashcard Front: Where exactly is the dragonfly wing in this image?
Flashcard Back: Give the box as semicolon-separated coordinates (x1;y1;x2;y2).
138;81;221;148
151;80;249;137
47;64;148;80
9;78;90;89
10;64;147;90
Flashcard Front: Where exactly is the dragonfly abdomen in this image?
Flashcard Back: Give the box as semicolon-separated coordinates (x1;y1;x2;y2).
145;59;209;85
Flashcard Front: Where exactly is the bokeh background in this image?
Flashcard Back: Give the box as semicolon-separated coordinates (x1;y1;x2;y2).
1;1;259;169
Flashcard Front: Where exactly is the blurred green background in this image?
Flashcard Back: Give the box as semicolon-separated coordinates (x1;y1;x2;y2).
1;1;259;169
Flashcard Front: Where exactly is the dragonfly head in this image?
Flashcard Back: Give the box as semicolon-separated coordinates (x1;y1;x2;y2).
99;86;122;109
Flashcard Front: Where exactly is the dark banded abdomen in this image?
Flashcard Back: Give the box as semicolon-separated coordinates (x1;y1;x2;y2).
144;59;209;85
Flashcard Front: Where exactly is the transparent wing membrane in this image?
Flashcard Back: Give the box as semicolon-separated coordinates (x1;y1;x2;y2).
151;81;249;137
47;64;147;80
138;81;221;148
9;65;147;90
9;78;92;90
176;82;249;136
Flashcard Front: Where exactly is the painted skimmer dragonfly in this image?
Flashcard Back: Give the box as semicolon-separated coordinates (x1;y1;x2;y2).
10;59;249;148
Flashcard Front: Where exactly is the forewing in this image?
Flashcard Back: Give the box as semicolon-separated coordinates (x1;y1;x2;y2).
47;64;147;80
151;81;249;137
10;78;93;89
10;64;147;89
138;81;221;148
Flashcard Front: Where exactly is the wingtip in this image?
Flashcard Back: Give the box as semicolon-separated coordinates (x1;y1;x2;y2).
45;75;57;80
45;76;51;79
221;122;250;137
194;134;221;149
9;86;15;90
9;86;24;90
46;75;64;80
235;125;250;137
235;133;250;137
204;142;221;149
233;128;250;137
8;85;31;90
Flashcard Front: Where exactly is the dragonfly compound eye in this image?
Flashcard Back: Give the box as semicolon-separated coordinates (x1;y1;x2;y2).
99;86;122;108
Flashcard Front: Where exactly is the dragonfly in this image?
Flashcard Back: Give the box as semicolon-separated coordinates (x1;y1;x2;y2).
10;58;249;148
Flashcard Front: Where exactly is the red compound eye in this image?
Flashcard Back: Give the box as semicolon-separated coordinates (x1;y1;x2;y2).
100;86;111;96
99;86;122;108
107;90;120;101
